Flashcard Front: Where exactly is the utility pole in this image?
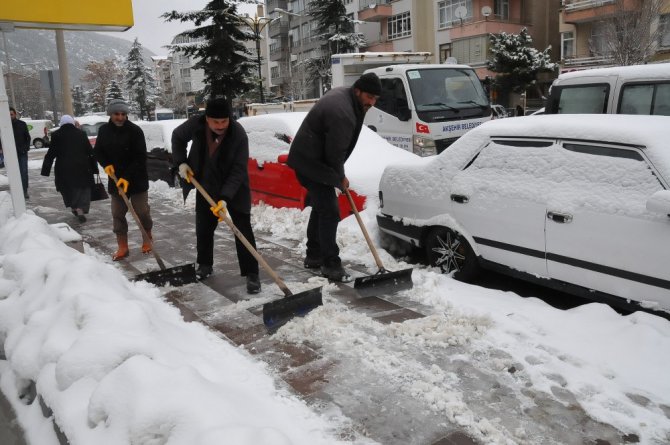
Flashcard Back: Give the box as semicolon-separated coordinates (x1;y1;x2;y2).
55;30;73;116
1;31;17;107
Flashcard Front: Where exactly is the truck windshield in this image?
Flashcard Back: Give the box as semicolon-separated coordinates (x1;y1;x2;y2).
407;68;489;112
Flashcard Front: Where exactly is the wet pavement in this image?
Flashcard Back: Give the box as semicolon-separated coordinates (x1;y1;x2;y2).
0;155;651;445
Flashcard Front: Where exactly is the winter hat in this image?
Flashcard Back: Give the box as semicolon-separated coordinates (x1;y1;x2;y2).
205;97;231;119
59;115;75;126
107;99;130;115
353;72;382;96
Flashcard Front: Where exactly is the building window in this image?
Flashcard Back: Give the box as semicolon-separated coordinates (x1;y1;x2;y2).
660;14;670;48
561;31;574;59
590;21;608;57
182;81;192;93
271;66;279;79
452;36;488;65
388;11;411;40
438;0;473;29
439;43;452;63
494;0;509;20
180;68;191;77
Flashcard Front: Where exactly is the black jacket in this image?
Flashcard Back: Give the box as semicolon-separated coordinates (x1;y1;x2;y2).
11;118;31;155
171;115;252;213
287;87;365;188
41;124;97;191
94;119;149;196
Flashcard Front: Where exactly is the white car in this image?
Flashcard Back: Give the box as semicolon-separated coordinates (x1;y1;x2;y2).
377;114;670;312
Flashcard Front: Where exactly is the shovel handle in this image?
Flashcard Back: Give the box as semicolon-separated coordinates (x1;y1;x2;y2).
189;176;292;297
344;188;385;271
107;171;166;270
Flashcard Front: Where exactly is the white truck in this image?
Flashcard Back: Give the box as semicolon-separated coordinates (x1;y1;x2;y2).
331;52;492;156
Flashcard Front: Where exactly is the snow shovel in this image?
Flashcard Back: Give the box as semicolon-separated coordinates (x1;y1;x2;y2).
108;172;197;287
188;176;322;327
344;188;413;297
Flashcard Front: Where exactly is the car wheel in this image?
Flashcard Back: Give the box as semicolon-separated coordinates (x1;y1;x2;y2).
425;227;479;281
33;138;44;149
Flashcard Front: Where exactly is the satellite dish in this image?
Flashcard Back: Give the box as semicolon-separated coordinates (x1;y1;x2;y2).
481;6;492;17
454;5;468;19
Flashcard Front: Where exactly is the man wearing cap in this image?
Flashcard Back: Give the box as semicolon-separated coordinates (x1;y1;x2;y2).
94;99;153;261
171;97;261;294
41;115;98;222
287;72;381;282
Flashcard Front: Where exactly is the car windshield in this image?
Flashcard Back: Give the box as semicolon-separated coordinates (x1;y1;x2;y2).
407;68;489;112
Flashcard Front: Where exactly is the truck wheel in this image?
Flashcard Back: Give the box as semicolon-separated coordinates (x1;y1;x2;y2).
33;138;45;149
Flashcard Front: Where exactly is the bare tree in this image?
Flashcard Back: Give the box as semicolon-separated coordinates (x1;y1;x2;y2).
81;59;123;112
593;0;663;65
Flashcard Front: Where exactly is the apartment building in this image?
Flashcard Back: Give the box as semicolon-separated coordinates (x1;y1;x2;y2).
560;0;670;72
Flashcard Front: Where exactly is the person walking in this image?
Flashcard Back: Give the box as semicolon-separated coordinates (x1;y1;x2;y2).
287;72;381;282
94;99;153;261
40;115;98;222
171;96;261;294
9;107;31;198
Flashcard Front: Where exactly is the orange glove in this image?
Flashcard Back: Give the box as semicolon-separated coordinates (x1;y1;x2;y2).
104;165;115;176
116;178;129;194
210;200;227;222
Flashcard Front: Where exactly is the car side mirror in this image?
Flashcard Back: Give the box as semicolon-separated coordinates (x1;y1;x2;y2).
398;107;412;122
646;190;670;217
277;153;289;164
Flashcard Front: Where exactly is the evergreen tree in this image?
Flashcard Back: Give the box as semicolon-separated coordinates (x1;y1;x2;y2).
307;0;365;92
124;38;157;120
82;58;123;112
487;28;557;96
71;85;87;116
106;80;124;103
162;0;256;99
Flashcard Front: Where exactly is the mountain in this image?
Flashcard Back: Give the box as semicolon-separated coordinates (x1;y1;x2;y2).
1;29;156;86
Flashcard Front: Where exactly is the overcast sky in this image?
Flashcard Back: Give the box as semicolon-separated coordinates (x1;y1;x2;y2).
99;0;262;55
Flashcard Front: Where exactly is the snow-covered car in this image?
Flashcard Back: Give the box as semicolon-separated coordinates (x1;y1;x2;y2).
490;104;508;119
239;112;422;219
377;114;670;312
135;119;187;187
76;115;109;147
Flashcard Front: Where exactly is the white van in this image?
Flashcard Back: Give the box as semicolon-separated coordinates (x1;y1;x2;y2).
23;119;54;148
545;63;670;115
363;64;491;156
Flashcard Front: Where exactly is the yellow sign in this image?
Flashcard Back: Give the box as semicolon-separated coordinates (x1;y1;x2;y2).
1;0;133;31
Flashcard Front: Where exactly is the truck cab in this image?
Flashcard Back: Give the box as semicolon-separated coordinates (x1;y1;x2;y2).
364;64;491;156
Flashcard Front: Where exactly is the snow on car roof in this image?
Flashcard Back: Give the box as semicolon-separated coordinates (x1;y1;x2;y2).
556;63;670;82
239;112;424;198
135;119;187;152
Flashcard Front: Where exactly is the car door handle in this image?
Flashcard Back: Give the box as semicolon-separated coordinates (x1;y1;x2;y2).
547;211;573;223
451;194;469;204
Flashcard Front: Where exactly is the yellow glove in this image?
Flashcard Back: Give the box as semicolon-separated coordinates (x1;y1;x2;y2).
104;164;115;176
116;178;129;194
210;200;227;222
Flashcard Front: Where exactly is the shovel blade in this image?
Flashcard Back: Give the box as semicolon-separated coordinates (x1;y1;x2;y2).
134;263;198;287
354;268;413;297
263;287;323;328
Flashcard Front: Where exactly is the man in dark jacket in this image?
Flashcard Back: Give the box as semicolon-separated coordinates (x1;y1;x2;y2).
41;115;97;222
9;107;31;198
171;97;260;293
287;72;381;282
94;99;153;261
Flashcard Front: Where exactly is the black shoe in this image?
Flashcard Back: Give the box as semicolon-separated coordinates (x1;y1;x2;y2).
77;214;86;223
196;264;213;280
246;273;261;294
303;256;322;269
320;263;352;283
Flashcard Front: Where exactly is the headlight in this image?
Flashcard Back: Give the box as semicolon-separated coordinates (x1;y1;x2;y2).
413;136;437;157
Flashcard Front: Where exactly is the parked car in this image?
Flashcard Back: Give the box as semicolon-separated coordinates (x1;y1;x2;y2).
376;114;670;312
239;112;421;219
135;119;186;187
76;115;109;147
24;119;54;148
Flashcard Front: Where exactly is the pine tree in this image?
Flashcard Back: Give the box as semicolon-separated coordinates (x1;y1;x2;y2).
106;80;124;103
162;0;256;100
71;85;87;116
125;38;157;121
487;28;557;95
307;0;365;92
82;59;122;112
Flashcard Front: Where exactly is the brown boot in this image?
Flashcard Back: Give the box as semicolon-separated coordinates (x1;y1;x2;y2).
112;234;129;261
141;231;153;254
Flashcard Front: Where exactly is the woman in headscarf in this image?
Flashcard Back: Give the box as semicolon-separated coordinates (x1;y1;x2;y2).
41;115;98;222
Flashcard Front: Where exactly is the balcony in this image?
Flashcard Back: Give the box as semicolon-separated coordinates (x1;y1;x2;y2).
269;21;289;38
358;0;392;22
561;54;615;70
562;0;615;11
561;0;638;24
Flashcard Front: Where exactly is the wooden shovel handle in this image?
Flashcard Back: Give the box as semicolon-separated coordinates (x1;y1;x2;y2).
344;188;385;271
108;171;166;270
189;176;292;297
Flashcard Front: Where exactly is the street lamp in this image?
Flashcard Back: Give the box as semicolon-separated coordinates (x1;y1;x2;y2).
238;6;274;103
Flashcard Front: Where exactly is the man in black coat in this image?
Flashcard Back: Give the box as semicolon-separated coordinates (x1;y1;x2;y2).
287;72;381;282
9;107;31;198
41;115;97;222
94;99;153;261
171;97;260;293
